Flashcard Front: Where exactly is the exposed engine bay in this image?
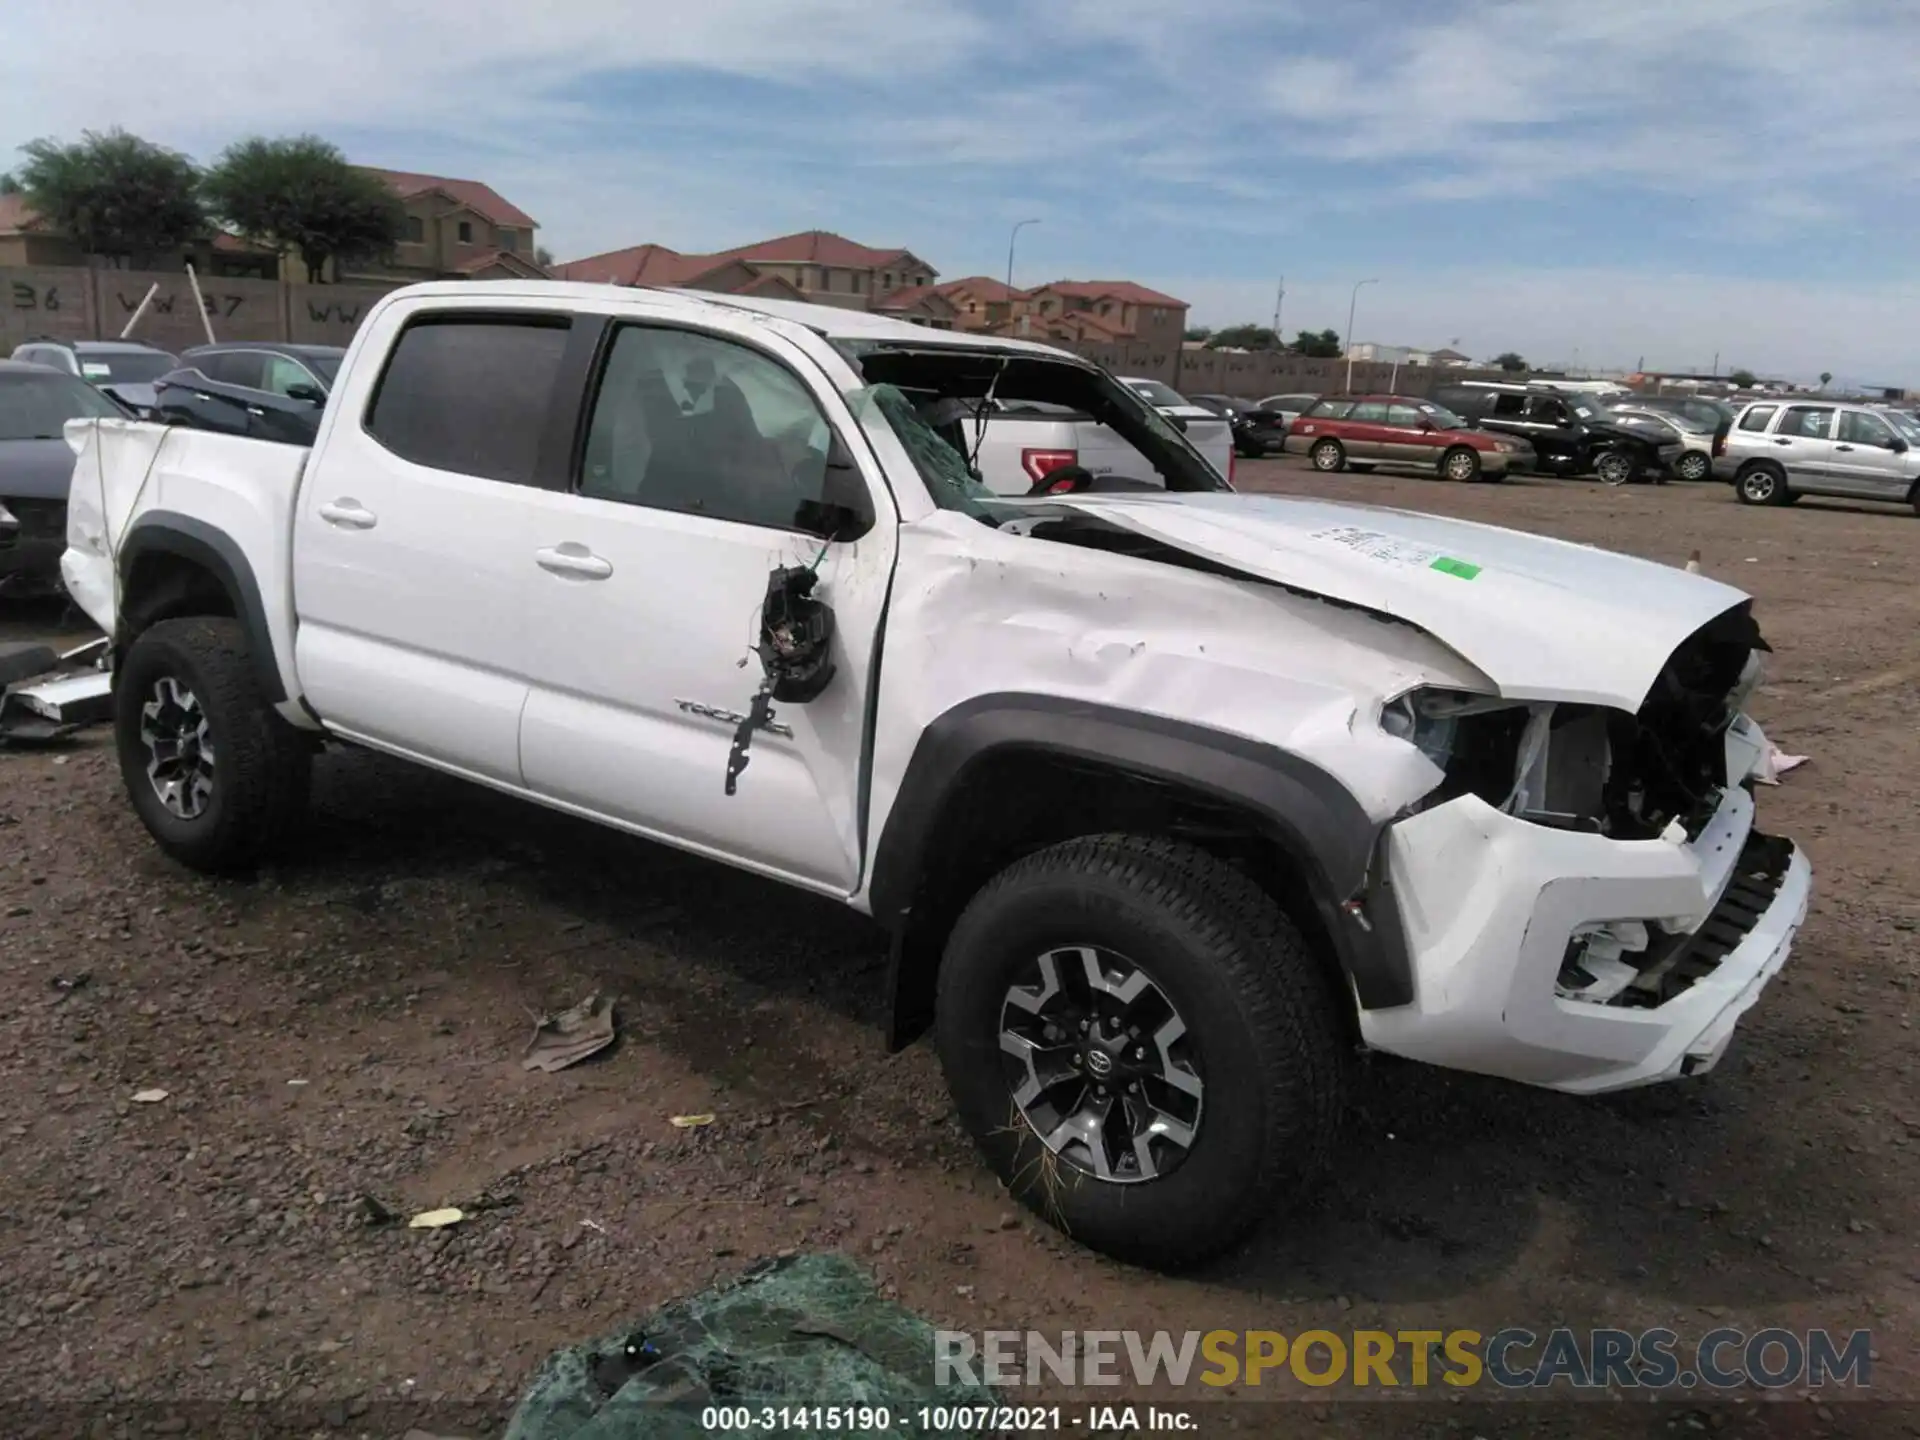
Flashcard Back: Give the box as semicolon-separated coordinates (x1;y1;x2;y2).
1385;603;1768;843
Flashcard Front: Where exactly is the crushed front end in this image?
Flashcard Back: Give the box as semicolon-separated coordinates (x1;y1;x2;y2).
1358;602;1812;1093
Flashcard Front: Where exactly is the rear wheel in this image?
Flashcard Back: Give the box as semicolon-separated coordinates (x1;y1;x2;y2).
1735;463;1787;506
1310;439;1346;472
113;617;311;873
1441;446;1482;482
935;835;1347;1270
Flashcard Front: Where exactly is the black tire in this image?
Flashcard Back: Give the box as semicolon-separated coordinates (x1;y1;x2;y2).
114;616;311;873
1735;463;1787;506
1347;462;1376;474
1309;438;1346;472
1675;451;1711;482
934;835;1347;1269
1440;446;1482;482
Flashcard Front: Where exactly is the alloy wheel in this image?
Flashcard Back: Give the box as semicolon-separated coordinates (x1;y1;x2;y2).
998;945;1203;1184
1741;470;1778;503
139;676;216;820
1597;451;1633;486
1677;452;1710;481
1445;450;1478;481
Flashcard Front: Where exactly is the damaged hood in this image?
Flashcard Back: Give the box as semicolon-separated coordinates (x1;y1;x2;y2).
1037;491;1753;709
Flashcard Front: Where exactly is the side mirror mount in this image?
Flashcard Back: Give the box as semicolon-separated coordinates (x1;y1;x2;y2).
1891;436;1909;453
1416;416;1436;431
795;435;874;542
285;382;325;405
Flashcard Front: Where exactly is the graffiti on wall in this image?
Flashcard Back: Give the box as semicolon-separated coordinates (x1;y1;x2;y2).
9;280;69;313
115;287;248;319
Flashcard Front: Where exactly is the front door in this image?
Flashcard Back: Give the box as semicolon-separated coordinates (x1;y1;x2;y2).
512;315;896;894
1384;401;1442;464
292;309;578;786
1342;400;1392;459
1828;409;1912;500
1768;405;1838;490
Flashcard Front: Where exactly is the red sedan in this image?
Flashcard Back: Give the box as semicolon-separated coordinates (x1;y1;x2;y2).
1287;394;1533;481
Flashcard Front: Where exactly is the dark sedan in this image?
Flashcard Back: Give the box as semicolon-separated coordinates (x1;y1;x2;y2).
0;361;129;596
153;342;344;446
1187;393;1291;457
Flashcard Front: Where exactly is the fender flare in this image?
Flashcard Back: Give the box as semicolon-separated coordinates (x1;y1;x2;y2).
868;693;1415;1047
117;510;285;703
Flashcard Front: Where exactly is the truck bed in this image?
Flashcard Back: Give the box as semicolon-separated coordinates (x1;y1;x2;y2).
63;418;311;719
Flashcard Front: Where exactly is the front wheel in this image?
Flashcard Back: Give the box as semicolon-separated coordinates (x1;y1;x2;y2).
1441;446;1482;482
1675;451;1711;482
113;616;311;873
1594;448;1635;486
1310;439;1347;472
935;835;1347;1270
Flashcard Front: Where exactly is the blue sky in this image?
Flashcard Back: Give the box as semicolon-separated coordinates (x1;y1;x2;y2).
7;0;1919;382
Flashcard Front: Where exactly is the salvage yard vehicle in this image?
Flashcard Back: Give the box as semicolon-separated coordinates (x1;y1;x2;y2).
11;338;178;416
1288;394;1532;481
1116;377;1235;477
0;359;129;597
61;281;1812;1269
1186;393;1291;457
151;342;344;447
1608;405;1714;482
1716;398;1920;514
1435;381;1680;484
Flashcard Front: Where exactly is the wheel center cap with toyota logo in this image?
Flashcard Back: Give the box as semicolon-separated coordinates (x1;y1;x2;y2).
1085;1049;1114;1079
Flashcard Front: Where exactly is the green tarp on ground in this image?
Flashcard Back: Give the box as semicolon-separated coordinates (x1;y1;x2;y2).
504;1253;998;1439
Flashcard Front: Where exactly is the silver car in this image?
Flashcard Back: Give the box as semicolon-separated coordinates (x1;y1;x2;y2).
1716;398;1920;513
1610;405;1714;481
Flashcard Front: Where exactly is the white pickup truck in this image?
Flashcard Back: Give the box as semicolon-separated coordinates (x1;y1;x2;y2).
61;282;1810;1269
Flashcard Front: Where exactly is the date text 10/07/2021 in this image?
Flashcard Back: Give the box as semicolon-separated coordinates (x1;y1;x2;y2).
698;1405;1195;1432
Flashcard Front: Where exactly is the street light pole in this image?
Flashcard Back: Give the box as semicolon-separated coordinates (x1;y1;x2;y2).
1344;277;1379;392
1007;218;1041;290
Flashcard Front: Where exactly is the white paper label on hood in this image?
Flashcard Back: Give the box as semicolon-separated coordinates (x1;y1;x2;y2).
1312;526;1442;568
81;363;111;378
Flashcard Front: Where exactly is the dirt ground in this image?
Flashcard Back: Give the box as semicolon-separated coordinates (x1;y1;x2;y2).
2;461;1916;1440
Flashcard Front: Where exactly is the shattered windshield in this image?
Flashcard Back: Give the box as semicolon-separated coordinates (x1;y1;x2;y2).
849;382;1002;522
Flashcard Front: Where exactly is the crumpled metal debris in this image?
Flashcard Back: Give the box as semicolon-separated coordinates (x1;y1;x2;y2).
522;993;617;1073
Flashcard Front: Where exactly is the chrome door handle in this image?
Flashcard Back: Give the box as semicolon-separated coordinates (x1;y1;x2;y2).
1772;438;1791;445
1836;444;1855;452
535;544;613;580
318;499;378;529
246;405;265;416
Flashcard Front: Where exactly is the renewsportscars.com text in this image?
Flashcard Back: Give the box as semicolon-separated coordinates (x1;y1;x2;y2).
934;1327;1872;1391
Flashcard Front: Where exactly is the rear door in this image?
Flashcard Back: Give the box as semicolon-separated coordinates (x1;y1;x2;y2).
1828;409;1911;499
292;304;577;786
1342;400;1391;458
512;309;898;893
1767;405;1839;490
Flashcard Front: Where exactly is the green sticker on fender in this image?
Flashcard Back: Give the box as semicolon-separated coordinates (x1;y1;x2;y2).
1430;556;1481;580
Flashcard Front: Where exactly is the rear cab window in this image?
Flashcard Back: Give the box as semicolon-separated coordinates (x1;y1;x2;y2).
365;314;571;483
1737;404;1779;433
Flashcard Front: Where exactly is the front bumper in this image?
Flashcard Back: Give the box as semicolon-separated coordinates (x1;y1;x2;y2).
1485;449;1531;476
0;498;68;595
1358;778;1811;1094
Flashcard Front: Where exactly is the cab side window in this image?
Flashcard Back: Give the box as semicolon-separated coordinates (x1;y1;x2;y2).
1490;393;1528;418
1348;400;1389;423
577;325;836;532
1385;403;1423;427
1528;397;1571;426
263;356;317;397
1737;404;1778;433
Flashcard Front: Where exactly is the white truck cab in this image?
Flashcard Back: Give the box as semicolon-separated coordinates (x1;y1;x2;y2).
60;281;1810;1269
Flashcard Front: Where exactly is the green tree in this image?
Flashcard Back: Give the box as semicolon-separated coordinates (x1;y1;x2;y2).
0;173;19;196
14;129;203;265
1207;323;1280;350
535;244;555;270
1493;351;1527;372
1183;324;1212;342
1819;371;1833;389
201;135;405;282
1730;368;1757;389
1292;328;1343;358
